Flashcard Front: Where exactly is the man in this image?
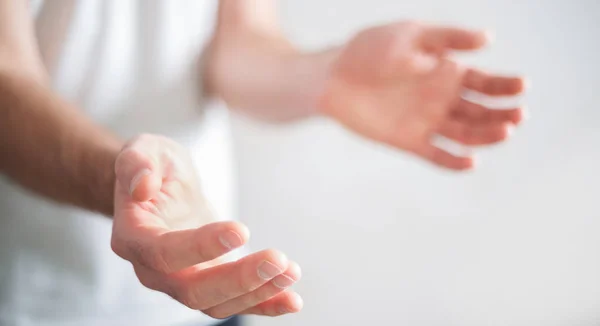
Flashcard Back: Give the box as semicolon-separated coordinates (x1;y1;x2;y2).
0;0;526;325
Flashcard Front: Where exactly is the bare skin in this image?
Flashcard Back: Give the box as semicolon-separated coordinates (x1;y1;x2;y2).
111;135;302;317
0;0;527;319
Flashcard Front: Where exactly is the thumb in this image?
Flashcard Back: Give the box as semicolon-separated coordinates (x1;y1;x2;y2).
114;145;162;202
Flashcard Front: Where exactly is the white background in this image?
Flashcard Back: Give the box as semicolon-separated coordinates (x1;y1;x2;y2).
233;1;600;325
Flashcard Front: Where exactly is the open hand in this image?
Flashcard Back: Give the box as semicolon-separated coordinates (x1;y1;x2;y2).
319;21;527;170
111;134;302;319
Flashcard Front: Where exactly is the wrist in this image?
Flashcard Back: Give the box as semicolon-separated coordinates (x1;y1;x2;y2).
75;134;121;216
205;27;342;122
287;48;342;119
0;70;123;216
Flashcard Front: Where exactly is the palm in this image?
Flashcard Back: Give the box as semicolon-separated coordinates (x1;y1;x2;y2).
113;135;224;268
115;138;214;231
111;135;303;318
320;22;526;170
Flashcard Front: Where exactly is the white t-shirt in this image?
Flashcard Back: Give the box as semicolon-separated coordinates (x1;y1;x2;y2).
0;1;234;325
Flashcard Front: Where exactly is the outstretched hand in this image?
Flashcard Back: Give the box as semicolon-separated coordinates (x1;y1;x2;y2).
319;21;527;170
111;134;302;319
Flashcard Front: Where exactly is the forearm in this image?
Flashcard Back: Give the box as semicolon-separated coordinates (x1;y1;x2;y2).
204;1;341;122
0;71;122;216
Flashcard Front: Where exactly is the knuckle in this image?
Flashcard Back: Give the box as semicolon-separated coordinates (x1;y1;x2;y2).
144;279;186;308
237;271;257;293
180;287;206;310
394;21;421;41
126;240;171;273
190;238;211;263
137;277;153;290
382;31;406;60
179;288;199;309
392;21;422;41
148;245;172;273
162;285;183;304
241;288;266;308
110;238;124;257
133;268;154;290
133;267;178;300
125;240;147;266
357;26;398;59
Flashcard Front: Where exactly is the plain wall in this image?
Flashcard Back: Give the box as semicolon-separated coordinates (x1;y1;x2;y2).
233;1;600;325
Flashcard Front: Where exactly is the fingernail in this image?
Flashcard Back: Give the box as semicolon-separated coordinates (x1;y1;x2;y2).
219;230;244;250
272;275;296;289
278;306;291;314
130;169;151;195
258;261;283;280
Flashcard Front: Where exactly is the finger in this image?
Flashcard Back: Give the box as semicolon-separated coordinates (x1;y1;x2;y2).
387;60;464;166
416;58;462;118
452;98;524;124
203;261;302;319
171;249;289;310
240;291;304;317
133;264;181;301
114;135;163;201
420;26;490;53
142;221;250;273
463;69;527;96
411;143;474;170
438;120;513;146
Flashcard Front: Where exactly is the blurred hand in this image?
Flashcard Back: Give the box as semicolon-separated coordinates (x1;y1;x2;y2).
111;134;302;319
319;21;527;170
